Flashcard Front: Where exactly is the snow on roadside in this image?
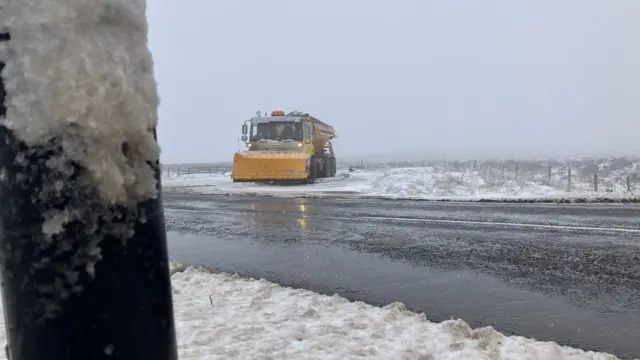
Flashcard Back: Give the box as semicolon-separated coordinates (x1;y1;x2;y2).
169;262;618;360
0;263;621;359
162;167;639;202
364;168;638;202
163;171;380;197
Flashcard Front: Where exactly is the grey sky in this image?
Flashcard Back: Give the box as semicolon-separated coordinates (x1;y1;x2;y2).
147;0;640;164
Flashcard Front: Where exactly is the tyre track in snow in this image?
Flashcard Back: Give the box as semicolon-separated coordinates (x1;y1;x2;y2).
163;193;640;359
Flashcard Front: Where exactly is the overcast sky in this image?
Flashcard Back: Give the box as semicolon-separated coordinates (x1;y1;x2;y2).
147;0;640;164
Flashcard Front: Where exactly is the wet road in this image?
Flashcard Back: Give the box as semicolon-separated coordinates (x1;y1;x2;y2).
163;193;640;359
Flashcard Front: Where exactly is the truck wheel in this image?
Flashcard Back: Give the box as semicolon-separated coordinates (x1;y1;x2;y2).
329;157;337;177
322;156;332;178
306;156;317;184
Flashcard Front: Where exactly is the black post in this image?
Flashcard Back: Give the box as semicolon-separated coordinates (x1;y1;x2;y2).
0;11;178;360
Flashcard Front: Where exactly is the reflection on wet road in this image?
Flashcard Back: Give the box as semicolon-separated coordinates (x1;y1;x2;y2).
163;193;640;359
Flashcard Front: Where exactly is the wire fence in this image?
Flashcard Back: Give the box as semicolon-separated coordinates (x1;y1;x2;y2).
161;164;231;177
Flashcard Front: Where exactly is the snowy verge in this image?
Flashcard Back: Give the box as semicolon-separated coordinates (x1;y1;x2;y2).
0;262;622;359
161;168;640;203
168;262;620;360
162;171;378;198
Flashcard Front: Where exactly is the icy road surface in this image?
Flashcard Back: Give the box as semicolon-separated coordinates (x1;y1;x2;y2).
164;194;640;359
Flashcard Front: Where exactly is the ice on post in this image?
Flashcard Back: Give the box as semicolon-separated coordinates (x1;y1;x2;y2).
0;1;177;359
0;0;160;204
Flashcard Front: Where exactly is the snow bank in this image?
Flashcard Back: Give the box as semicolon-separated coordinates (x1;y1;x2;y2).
168;262;618;359
0;262;620;359
365;168;639;202
162;167;639;203
163;171;380;197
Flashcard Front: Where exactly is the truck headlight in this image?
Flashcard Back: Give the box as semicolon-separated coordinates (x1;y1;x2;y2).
297;143;302;147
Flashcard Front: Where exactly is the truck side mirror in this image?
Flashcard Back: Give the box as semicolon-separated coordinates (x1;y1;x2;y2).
241;135;248;142
242;123;248;135
308;123;315;141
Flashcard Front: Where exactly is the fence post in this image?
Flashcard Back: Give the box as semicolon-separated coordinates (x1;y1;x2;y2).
594;172;598;192
0;5;177;360
515;162;519;181
548;164;552;183
628;176;632;193
567;168;572;192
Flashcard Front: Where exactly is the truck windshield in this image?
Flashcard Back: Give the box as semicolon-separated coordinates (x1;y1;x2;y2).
251;122;302;141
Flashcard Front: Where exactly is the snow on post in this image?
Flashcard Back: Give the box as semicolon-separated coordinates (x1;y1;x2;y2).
0;1;178;359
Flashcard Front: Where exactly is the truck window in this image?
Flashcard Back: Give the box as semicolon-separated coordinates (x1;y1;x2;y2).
302;121;309;140
252;122;302;141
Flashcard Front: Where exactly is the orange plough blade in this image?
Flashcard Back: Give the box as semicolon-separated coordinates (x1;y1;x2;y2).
231;151;308;182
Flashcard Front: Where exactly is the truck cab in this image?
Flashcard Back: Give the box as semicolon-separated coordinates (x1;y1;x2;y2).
243;112;315;157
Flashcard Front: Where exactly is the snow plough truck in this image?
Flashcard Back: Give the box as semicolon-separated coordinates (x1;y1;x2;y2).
232;110;337;183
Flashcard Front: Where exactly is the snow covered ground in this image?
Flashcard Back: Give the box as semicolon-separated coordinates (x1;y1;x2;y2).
162;166;639;202
162;170;378;197
0;262;623;359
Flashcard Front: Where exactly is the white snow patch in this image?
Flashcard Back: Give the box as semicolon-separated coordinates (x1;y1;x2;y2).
168;262;618;360
0;263;622;359
163;171;379;197
0;0;160;203
41;210;74;239
163;167;639;202
367;168;570;200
